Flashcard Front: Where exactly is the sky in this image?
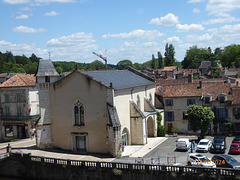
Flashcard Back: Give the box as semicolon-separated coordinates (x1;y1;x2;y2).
0;0;240;65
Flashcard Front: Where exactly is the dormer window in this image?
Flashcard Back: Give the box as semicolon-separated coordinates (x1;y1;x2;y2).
203;94;212;104
45;76;50;83
218;93;227;103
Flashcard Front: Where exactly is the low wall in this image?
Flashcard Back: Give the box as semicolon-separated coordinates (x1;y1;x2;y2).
0;153;239;180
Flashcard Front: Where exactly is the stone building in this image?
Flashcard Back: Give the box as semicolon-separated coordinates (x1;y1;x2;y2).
35;59;157;157
156;78;240;135
0;74;40;141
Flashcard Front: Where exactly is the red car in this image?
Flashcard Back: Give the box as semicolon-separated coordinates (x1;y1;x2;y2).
232;137;240;144
229;142;240;154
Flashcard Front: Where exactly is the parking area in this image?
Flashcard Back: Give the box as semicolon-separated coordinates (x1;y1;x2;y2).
113;135;240;165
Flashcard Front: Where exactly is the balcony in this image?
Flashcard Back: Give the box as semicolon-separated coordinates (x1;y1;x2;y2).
0;114;40;121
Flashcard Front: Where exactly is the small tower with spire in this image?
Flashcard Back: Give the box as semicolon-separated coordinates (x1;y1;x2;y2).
35;59;59;149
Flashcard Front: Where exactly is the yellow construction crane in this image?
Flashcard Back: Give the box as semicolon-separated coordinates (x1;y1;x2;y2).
92;52;107;71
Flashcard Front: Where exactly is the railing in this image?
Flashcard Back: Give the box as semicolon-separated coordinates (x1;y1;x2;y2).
6;153;238;177
0;147;8;156
1;114;40;121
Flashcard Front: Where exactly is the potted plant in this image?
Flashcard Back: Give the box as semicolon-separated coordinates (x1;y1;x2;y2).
171;128;180;137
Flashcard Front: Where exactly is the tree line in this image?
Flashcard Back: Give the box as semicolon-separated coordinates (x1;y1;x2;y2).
0;43;239;74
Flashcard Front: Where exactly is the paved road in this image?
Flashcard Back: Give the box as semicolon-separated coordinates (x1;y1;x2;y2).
143;135;240;165
1;136;240;165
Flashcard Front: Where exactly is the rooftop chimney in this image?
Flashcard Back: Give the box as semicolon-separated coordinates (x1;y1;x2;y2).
199;81;202;89
188;74;193;83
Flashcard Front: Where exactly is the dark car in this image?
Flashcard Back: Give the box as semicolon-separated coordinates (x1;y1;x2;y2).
211;155;240;169
210;136;226;153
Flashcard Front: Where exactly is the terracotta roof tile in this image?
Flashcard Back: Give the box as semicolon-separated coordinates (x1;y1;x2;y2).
162;66;178;71
0;74;36;88
156;81;231;101
232;87;240;105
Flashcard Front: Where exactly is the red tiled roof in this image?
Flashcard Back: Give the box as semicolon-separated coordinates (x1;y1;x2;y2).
162;66;177;71
156;81;231;101
0;74;36;88
232;87;240;105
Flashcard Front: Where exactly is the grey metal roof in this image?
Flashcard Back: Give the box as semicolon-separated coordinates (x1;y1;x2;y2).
83;69;155;90
36;59;59;77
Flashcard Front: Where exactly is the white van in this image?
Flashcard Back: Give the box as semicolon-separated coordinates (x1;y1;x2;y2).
176;138;191;151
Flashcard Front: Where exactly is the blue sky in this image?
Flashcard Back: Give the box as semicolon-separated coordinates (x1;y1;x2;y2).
0;0;240;64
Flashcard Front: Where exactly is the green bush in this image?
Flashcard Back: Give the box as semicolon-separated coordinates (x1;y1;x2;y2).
158;125;166;137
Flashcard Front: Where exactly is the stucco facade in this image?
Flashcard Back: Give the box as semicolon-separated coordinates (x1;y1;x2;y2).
35;59;157;157
0;74;40;142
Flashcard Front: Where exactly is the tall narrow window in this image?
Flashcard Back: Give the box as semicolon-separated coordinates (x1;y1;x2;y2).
5;106;10;117
17;94;21;102
74;101;85;126
5;94;9;103
17;106;22;117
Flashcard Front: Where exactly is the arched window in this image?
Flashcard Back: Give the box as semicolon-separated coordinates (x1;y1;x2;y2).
74;101;85;126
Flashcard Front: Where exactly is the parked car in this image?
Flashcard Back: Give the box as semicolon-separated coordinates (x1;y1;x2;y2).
210;136;226;153
197;139;212;152
232;137;240;144
229;143;240;154
188;153;216;168
211;155;240;169
176;138;191;151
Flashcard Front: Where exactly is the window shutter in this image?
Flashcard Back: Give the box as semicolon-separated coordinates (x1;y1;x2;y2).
233;108;236;116
225;109;228;118
193;99;195;104
171;100;173;106
165;112;168;121
172;112;174;121
187;99;189;106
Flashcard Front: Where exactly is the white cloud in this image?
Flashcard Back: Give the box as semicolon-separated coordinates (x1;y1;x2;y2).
0;40;48;58
102;30;164;40
206;0;240;17
164;36;182;44
188;0;205;3
12;26;47;33
16;14;29;19
2;0;30;4
148;13;179;26
44;11;60;16
202;16;240;25
3;0;75;4
186;33;212;42
176;24;205;32
193;8;200;13
35;0;75;3
108;41;163;62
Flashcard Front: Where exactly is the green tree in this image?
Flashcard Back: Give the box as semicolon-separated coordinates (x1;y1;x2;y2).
219;44;240;68
164;43;175;66
151;54;157;69
187;105;215;139
88;60;105;70
157;51;164;69
133;63;142;70
116;60;133;70
156;111;166;137
29;53;40;63
182;45;217;69
56;67;63;74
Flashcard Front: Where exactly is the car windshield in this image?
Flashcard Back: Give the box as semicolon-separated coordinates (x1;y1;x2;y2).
214;139;224;144
199;157;210;162
231;145;239;148
199;142;208;145
226;157;238;163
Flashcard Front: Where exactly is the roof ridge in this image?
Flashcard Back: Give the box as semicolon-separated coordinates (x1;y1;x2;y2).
17;74;28;86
